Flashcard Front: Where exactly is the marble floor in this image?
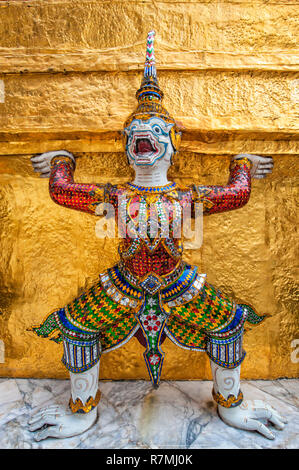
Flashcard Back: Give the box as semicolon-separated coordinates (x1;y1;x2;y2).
0;377;298;449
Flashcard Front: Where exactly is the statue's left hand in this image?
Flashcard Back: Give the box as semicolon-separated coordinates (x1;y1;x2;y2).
234;154;274;179
28;404;97;440
218;399;287;440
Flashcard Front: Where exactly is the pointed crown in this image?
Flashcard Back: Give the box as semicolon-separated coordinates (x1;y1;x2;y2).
124;31;181;151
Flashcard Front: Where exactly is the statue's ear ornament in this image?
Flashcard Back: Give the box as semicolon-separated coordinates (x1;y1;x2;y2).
123;30;181;155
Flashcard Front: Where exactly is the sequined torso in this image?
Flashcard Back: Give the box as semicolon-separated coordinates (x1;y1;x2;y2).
108;182;192;281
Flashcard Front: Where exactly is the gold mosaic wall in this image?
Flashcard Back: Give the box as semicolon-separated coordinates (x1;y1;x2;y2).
0;0;298;380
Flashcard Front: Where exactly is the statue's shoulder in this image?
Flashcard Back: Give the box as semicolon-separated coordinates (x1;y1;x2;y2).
92;183;127;204
174;182;191;192
96;183;126;193
173;183;193;197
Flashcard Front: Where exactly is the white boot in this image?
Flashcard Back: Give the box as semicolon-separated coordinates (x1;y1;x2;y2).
210;359;287;440
28;361;100;441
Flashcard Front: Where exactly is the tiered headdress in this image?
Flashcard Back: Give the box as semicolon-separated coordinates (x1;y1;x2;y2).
124;31;181;152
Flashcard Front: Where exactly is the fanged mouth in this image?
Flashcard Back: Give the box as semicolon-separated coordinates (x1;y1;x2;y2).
135;138;155;156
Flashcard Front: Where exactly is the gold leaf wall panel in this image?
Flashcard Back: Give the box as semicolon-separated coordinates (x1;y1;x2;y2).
0;0;298;380
0;70;298;133
1;1;298;54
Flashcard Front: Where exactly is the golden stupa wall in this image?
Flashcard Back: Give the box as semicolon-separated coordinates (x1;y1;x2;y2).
0;0;298;380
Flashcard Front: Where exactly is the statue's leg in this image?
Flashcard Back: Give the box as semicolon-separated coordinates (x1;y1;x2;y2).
207;331;287;439
28;337;101;441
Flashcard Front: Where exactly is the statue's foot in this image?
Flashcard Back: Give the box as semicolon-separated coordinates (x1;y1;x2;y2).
218;399;288;440
28;404;97;441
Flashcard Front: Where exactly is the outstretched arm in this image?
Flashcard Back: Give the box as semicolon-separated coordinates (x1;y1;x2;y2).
31;151;109;215
193;155;273;215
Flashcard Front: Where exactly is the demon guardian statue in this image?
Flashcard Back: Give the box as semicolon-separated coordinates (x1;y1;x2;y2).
28;31;286;441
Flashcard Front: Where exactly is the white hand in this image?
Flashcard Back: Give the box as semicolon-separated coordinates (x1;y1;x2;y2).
28;404;97;440
31;150;76;178
218;399;287;440
234;154;274;179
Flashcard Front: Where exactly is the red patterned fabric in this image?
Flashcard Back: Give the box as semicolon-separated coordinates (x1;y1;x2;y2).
122;241;180;278
193;159;252;215
49;158;105;214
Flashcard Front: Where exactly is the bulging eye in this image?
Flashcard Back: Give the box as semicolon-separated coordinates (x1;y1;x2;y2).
153;125;162;134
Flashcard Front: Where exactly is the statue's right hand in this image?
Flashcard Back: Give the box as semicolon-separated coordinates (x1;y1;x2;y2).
31;150;76;178
28;404;97;440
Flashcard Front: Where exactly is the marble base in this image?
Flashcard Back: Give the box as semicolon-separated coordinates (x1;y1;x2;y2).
0;378;298;449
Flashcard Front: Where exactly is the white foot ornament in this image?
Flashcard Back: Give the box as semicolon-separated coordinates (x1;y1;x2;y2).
28;404;97;441
218;399;288;440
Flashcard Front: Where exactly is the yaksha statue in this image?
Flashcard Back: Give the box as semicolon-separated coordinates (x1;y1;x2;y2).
29;31;286;441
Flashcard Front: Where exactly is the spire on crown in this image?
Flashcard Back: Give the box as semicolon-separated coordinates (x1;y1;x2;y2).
136;30;164;103
144;30;157;81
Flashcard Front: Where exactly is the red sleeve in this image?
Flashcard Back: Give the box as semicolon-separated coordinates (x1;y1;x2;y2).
49;157;108;214
192;158;252;215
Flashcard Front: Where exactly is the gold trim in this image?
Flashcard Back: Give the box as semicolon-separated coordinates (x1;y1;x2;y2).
50;155;75;168
212;388;243;408
230;157;252;170
69;389;101;414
